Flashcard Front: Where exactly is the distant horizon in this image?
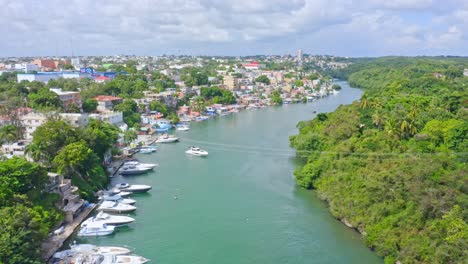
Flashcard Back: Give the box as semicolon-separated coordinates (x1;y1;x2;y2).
1;54;468;59
1;1;467;57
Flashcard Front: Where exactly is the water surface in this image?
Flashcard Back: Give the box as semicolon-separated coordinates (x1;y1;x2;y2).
80;82;381;264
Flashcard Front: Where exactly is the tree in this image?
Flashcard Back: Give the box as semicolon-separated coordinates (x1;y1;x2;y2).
123;129;138;144
294;80;304;87
114;99;141;127
270;90;283;105
82;98;98;113
256;75;270;85
149;100;168;116
81;119;119;160
29;119;76;164
53;141;94;178
28;87;62;110
0;157;48;205
0;125;20;144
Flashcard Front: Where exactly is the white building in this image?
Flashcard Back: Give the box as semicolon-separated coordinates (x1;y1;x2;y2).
59;113;89;127
20;112;89;139
20;112;49;139
1;140;30;159
89;111;127;131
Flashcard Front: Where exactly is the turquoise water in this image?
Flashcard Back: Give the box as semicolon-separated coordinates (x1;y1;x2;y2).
78;82;382;264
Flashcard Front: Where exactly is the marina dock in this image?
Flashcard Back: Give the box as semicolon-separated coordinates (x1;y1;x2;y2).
41;204;96;262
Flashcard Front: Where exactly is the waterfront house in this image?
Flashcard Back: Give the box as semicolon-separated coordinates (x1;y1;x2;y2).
46;172;85;223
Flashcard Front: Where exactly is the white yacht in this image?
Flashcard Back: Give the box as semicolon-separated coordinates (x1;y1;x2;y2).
119;165;152;176
53;244;132;259
138;146;157;154
103;254;150;264
100;193;136;205
109;188;132;197
97;201;137;213
185;146;209;157
81;212;135;228
115;183;152;193
77;222;115;237
59;253;149;264
176;125;190;131
156;134;179;143
123;161;158;169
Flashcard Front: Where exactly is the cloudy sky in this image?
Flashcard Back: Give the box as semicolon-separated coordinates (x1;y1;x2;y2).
1;0;467;57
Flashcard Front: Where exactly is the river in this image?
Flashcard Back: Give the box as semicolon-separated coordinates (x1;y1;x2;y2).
79;81;382;264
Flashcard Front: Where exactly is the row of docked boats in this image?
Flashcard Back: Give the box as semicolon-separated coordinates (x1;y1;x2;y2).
77;183;151;237
53;243;149;264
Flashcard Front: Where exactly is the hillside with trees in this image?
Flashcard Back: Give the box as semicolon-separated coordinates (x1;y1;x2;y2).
290;58;467;263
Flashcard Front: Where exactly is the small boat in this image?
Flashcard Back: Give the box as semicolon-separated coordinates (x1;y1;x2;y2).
77;222;115;237
97;201;137;213
123;161;158;169
156;134;179;143
53;244;132;259
185;146;209;157
82;212;135;227
154;127;169;133
138;147;155;154
58;253;149;264
103;254;150;264
115;183;152;193
108;188;132;197
100;193;136;205
176;125;190;131
119;165;152;176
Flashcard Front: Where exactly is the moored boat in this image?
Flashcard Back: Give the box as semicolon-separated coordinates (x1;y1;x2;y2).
123;161;158;169
81;212;135;227
99;193;136;205
77;222;115;237
53;244;132;259
115;183;152;193
97;201;137;213
119;165;152;176
156;134;179;143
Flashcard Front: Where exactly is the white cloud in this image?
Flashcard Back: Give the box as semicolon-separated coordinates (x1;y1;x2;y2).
0;0;466;56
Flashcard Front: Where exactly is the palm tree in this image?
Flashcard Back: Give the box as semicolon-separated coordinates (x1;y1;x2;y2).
0;125;19;144
372;112;384;129
384;118;399;137
25;143;42;162
360;94;369;109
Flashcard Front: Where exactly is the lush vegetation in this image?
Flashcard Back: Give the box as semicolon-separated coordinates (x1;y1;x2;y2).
26;118;119;200
200;86;236;105
290;58;467;263
0;157;62;263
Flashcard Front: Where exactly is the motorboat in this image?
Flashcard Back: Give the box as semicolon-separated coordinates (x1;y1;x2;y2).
119;165;152;176
123;161;158;169
82;212;135;227
138;147;155;154
77;222;115;237
185;146;209;157
97;201;137;213
103;254;150;264
156;134;179;143
176;125;190;131
99;193;136;205
57;253;149;264
53;244;132;260
108;188;132;197
115;183;152;193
